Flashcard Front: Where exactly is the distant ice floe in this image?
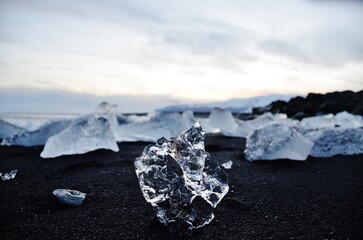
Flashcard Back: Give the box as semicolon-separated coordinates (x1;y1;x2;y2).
1;119;73;146
2;102;363;160
0;119;25;139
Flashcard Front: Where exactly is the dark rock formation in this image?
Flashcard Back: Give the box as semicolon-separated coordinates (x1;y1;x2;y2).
253;90;363;119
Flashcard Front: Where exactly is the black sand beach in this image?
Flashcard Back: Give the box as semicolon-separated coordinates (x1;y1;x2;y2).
1;135;362;240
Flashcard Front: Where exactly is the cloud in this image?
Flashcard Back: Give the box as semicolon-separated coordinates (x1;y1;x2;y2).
0;88;182;113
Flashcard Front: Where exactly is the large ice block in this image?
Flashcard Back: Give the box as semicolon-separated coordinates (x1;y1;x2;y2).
305;127;363;157
245;124;314;161
41;117;119;158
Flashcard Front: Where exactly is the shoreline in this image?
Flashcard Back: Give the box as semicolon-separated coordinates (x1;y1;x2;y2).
1;136;363;239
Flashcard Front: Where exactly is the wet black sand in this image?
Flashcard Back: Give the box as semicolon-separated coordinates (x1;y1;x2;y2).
1;135;362;240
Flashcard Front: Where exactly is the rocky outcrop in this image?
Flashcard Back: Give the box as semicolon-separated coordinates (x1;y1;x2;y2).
253;90;363;120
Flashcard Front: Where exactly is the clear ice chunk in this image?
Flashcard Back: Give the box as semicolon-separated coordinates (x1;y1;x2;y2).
0;169;18;181
305;127;363;157
245;124;314;161
52;189;86;206
41;117;119;158
221;160;233;169
134;121;229;230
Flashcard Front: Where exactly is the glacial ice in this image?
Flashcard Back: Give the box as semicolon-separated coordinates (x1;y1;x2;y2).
0;119;25;139
305;127;363;157
245;124;314;161
209;108;239;134
134;122;229;230
41;117;119;158
0;169;18;181
115;112;185;142
300;111;363;129
53;189;86;206
1;119;73;146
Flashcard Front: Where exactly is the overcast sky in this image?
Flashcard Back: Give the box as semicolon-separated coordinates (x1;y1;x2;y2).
0;0;363;113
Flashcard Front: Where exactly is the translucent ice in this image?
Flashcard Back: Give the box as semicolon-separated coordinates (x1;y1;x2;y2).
245;124;314;161
300;111;363;129
134;122;229;230
0;169;18;181
115;112;185;142
208;108;251;137
0;119;25;139
41;117;119;158
53;189;86;206
305;128;363;157
221;160;233;169
1;119;73;146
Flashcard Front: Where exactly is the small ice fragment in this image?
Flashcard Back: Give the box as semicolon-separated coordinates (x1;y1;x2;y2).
245;124;314;161
134;121;229;231
0;169;18;181
221;161;233;169
52;189;86;206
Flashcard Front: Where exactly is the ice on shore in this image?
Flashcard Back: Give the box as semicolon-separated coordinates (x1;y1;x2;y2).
245;124;314;161
53;189;86;206
41;117;119;158
305;127;363;157
1;119;73;146
0;119;25;139
221;160;233;169
115;112;185;142
0;169;18;181
134;122;229;230
300;111;363;129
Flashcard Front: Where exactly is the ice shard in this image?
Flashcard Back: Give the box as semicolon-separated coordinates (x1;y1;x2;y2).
41;117;119;158
245;124;314;161
0;169;18;181
134;121;229;231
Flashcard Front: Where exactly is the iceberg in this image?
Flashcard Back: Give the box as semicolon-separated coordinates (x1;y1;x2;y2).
41;117;119;158
0;119;25;139
134;122;229;230
245;124;314;161
305;128;363;157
